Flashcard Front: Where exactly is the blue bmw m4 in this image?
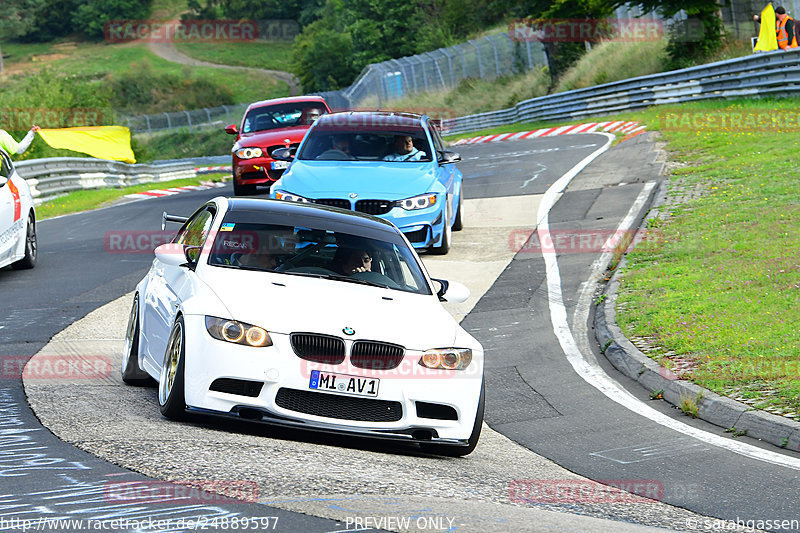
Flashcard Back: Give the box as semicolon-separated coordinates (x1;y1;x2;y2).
269;112;464;254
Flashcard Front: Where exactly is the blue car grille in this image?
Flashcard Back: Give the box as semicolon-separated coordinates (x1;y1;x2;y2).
315;199;351;210
275;388;403;422
355;200;393;215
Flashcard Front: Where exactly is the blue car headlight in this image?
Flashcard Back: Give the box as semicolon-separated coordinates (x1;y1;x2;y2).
274;190;312;203
235;147;263;159
396;193;437;211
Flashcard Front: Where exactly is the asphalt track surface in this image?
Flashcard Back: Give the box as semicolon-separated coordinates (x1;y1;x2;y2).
2;133;798;532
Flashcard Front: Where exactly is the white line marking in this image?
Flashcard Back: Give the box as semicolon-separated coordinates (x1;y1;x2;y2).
537;147;800;471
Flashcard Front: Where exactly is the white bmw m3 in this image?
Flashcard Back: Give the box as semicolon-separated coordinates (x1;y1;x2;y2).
123;197;484;455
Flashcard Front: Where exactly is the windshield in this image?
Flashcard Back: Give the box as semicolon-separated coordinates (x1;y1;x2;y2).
242;103;326;133
297;129;433;162
207;218;431;295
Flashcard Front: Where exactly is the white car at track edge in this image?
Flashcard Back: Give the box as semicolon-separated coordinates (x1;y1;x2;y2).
0;149;37;270
122;196;484;455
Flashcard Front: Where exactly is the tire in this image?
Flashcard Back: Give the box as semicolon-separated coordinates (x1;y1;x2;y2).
233;179;256;196
158;316;187;420
429;202;451;255
422;379;485;457
11;213;37;270
452;190;463;232
121;295;151;385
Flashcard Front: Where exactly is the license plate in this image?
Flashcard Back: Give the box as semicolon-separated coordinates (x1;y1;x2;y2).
271;160;289;170
309;370;379;398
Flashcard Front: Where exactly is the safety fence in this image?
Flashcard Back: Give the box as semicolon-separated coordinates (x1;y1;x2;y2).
314;32;548;109
122;104;248;135
15;158;197;204
440;47;800;136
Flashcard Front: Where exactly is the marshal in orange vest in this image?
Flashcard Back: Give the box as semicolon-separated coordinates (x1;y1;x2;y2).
776;6;798;49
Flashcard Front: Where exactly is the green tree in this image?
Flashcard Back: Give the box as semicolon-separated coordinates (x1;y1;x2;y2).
292;17;358;91
71;0;153;39
292;0;454;92
221;0;307;21
590;0;723;67
16;0;77;43
184;0;224;20
0;0;44;72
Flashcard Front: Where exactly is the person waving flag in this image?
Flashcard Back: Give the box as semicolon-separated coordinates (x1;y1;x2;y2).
0;125;39;155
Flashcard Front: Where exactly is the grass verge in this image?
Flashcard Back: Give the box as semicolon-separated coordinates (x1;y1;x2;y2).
1;42;288;115
175;41;294;71
36;173;228;220
614;98;800;419
441;97;800;419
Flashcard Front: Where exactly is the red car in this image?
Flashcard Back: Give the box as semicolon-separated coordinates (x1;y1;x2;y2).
226;96;331;195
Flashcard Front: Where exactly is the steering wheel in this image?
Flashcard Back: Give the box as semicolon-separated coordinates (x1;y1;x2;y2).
316;149;355;161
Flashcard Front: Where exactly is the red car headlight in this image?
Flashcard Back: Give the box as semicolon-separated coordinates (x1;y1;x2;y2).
236;147;264;159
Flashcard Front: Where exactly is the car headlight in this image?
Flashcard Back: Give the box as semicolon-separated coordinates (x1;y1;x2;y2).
418;348;472;370
274;191;312;203
236;147;263;159
205;316;273;347
397;193;437;210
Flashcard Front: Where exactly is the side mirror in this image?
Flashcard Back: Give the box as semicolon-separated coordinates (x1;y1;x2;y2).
225;124;239;135
272;147;295;161
437;151;461;165
431;278;470;303
154;243;189;267
154;243;202;269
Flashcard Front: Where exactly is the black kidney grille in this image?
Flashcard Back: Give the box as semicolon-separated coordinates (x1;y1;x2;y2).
350;341;405;370
268;143;300;156
355;200;393;215
315;198;351;210
275;388;402;422
290;333;346;365
209;378;263;398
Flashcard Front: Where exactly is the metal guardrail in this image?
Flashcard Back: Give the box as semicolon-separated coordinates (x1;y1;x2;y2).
15;158;198;204
441;48;800;135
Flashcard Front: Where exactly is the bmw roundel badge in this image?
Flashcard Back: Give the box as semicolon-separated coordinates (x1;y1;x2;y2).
349;192;358;199
343;327;355;336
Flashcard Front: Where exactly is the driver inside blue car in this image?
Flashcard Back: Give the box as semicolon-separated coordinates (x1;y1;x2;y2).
383;135;425;162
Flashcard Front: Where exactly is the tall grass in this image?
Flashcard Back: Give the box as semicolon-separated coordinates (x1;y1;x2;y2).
365;68;551;117
134;128;233;162
1;42;288;118
553;39;667;93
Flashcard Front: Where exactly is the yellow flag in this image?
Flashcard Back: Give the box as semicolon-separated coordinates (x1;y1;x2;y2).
754;4;778;52
38;126;136;164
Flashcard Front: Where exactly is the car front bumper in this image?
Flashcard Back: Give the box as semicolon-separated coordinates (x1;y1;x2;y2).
181;315;483;444
233;157;288;185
